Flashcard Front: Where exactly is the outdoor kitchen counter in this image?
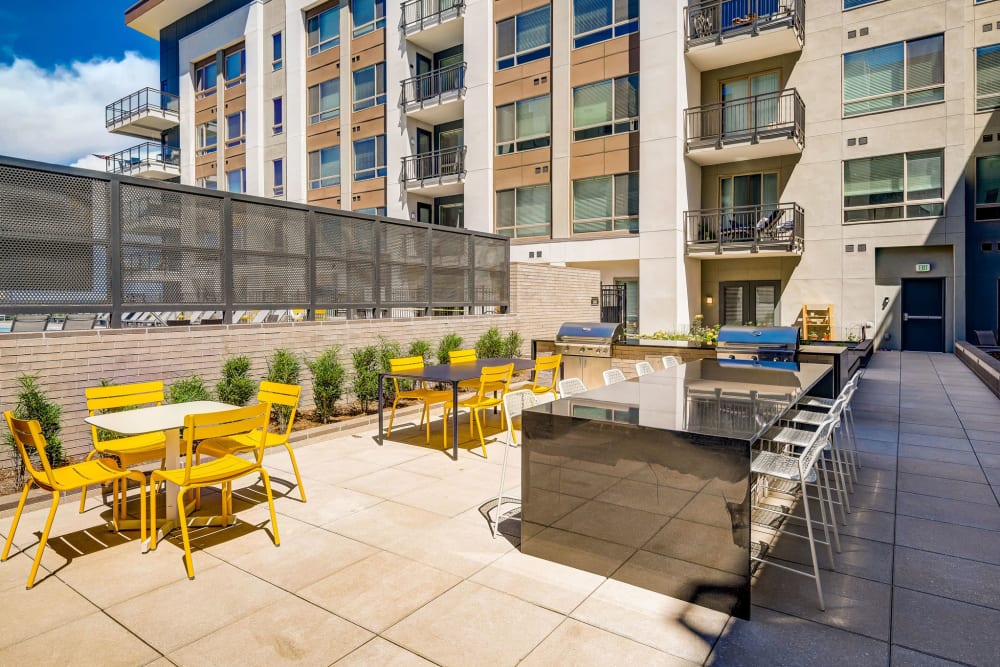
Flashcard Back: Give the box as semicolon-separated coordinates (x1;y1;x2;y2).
519;360;832;620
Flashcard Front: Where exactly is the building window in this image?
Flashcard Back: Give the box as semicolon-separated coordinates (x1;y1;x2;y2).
843;149;944;222
195;61;217;97
976;155;1000;221
226;168;246;194
352;0;386;38
273;97;283;134
355;207;386;216
353;63;386;111
197;176;218;190
573;0;638;49
196;120;217;155
496;185;551;238
308;6;341;56
272;32;283;71
226;111;246;147
976;44;1000;112
843;0;880;8
309;146;341;189
309;78;340;124
273;159;284;197
354;135;387;180
573;74;638;141
843;35;944;117
497;6;551;70
496;95;551;155
224;49;246;88
572;173;638;234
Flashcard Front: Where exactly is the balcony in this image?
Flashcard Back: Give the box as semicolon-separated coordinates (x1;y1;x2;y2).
684;0;804;71
685;88;804;165
685;202;804;256
105;143;181;180
401;146;467;195
106;88;179;140
401;63;466;124
401;0;465;49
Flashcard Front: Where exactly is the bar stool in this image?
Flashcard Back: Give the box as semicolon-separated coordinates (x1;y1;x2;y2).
635;361;655;377
603;368;626;385
557;377;587;397
662;355;681;369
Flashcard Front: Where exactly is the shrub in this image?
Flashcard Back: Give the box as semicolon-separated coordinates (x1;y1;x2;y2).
307;346;347;423
4;374;64;486
475;327;506;359
168;376;211;404
408;339;433;364
436;332;463;365
352;338;401;412
216;356;256;406
266;349;303;430
502;330;523;358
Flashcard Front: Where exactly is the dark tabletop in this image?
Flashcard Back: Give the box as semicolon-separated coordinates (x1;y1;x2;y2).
383;357;536;383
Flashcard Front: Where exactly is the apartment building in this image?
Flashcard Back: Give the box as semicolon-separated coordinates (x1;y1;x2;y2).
107;0;1000;350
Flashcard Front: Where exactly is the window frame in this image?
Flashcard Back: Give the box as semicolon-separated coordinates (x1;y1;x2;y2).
572;73;639;142
224;49;246;88
842;34;944;118
272;32;283;71
976;44;1000;112
496;94;551;155
573;0;639;50
353;135;387;181
352;63;386;112
496;184;552;239
225;110;247;148
226;168;246;194
273;97;283;135
842;149;945;223
843;0;884;9
352;0;386;38
309;78;341;124
194;61;217;98
309;145;342;190
196;120;218;155
355;207;387;216
197;176;218;190
307;6;341;56
572;172;639;235
273;158;284;197
975;155;1000;221
496;6;552;71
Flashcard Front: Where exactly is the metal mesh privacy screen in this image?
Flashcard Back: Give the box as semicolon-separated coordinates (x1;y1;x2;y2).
231;201;309;305
474;236;508;304
431;230;470;304
380;223;428;304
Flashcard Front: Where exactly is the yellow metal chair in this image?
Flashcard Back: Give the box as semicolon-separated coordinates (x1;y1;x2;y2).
449;348;482;391
511;354;562;399
150;403;280;579
443;363;514;458
196;382;307;502
386;357;452;444
2;412;147;589
80;381;167;517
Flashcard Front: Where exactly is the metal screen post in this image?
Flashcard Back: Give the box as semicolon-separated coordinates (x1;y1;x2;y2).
109;177;123;328
373;217;382;318
503;234;511;314
425;228;434;317
469;234;477;316
307;209;317;321
222;196;234;324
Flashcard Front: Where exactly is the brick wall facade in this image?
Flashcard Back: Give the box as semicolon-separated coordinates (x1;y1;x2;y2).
0;263;600;469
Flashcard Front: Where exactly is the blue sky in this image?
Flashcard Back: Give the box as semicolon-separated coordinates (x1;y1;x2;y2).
0;1;161;168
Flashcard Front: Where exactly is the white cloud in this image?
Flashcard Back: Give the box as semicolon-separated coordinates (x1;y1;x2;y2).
0;53;159;169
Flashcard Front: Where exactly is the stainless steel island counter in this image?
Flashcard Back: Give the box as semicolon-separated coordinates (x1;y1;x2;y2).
519;360;832;619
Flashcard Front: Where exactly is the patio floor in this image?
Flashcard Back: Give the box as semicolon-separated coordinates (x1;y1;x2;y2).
0;351;997;666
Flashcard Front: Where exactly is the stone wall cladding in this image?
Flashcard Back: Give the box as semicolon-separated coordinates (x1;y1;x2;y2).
0;263;600;468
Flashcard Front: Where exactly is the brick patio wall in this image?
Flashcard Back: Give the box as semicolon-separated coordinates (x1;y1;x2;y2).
0;263;600;469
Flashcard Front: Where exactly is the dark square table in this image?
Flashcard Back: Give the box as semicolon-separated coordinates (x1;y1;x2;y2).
378;357;535;459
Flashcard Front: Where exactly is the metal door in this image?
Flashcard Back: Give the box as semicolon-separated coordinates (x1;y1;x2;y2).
901;278;945;352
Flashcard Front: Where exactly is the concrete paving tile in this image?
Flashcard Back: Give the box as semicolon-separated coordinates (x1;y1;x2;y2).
970;440;1000;455
571;578;730;664
0;611;159;667
897;433;972;451
391;475;508;518
169;595;371;667
334;638;436;667
895;491;1000;531
856;438;899;456
896;515;1000;565
985;467;1000;485
838;509;896;544
856;466;897;490
299;550;461;633
975;452;1000;468
896;473;998;506
897;458;988;484
898;445;981;466
521;618;696;667
708;605;890;667
898;423;968;440
325;501;449;552
340;467;439;500
849;483;897;513
521;526;634;577
768;532;894;584
890;646;967;667
894;546;1000;610
382;513;515;578
892;587;1000;667
859;452;899;471
594;478;696;516
965;429;1000;441
0;577;99;649
384;581;563;667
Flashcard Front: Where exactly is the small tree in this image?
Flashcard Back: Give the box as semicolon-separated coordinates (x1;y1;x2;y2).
502;330;524;358
4;374;64;486
408;339;433;364
216;356;256;406
307;346;347;423
168;376;212;403
474;327;506;359
266;349;303;430
436;332;463;365
351;345;381;413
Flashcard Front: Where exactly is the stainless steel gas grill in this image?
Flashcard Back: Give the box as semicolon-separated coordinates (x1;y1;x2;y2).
554;322;624;390
716;325;801;369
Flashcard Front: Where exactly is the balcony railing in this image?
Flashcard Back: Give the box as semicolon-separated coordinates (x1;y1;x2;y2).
401;62;466;107
105;143;180;177
685;202;804;255
402;146;467;185
401;0;465;32
685;88;804;152
106;88;179;128
684;0;804;48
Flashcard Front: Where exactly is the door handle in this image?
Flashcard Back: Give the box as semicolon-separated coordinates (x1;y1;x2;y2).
903;313;942;321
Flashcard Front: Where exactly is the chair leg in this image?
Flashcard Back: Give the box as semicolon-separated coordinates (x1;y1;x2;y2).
387;396;401;437
473;409;487;458
424;402;431;444
283;443;307;502
177;487;195;579
798;477;825;611
493;427;515;538
78;450;98;513
149;479;159;552
129;473;148;545
259;469;281;547
26;492;61;589
2;481;32;561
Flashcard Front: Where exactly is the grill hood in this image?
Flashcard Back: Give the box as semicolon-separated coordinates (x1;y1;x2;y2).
555;322;624;342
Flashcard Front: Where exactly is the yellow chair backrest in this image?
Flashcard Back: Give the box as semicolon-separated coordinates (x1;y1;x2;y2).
449;349;477;364
532;354;562;392
475;363;514;400
257;381;302;437
4;412;57;489
389;356;425;394
85;381;165;444
181;403;270;483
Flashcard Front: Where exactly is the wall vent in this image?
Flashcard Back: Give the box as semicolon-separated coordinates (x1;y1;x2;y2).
859;27;869;36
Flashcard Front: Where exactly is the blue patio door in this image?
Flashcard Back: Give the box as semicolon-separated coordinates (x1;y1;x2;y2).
901;278;945;352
